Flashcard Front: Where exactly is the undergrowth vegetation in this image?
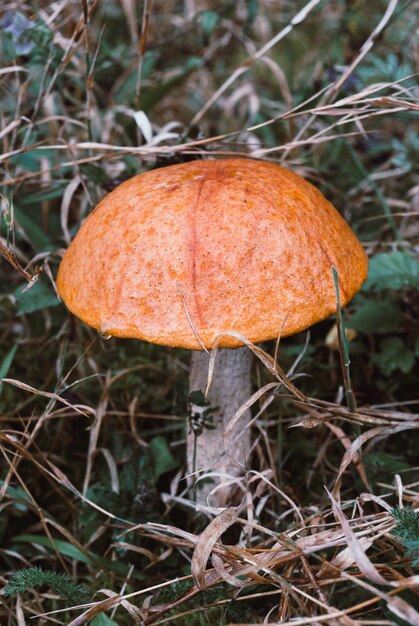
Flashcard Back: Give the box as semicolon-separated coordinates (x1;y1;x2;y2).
0;1;418;624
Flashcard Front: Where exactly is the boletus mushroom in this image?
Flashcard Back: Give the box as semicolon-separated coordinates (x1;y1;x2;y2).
57;159;368;506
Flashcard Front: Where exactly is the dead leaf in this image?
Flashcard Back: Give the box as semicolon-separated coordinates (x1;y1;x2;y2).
191;507;238;590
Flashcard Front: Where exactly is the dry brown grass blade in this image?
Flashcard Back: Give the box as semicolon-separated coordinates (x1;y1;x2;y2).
224;382;278;444
279;0;402;164
82;364;156;494
61;494;417;625
176;279;208;352
337;569;419;626
67;595;122;626
0;66;28;76
0;118;23;140
0;431;125;521
211;553;246;588
333;422;419;494
119;0;138;44
0;239;32;281
136;0;153;109
60;176;82;244
252;130;367;157
14;595;26;626
325;422;369;489
378;95;419;110
191;507;238;590
0;443;72;575
327;489;388;586
323;0;400;100
1;378;91;417
189;0;324;127
1;2;418;624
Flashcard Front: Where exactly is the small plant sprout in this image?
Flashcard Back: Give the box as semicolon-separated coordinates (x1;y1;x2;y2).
57;158;368;506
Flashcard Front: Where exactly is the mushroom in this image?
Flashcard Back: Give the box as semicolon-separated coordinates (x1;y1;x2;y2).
57;159;368;505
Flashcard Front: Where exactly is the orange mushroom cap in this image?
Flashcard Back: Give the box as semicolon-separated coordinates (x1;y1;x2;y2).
57;159;368;349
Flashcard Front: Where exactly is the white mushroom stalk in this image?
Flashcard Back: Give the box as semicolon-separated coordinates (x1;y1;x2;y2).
187;347;253;506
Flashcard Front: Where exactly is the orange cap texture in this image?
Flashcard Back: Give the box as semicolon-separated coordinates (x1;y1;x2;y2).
57;159;368;349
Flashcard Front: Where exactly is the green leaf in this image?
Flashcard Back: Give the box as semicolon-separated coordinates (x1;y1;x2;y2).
199;11;220;37
0;480;30;512
246;0;260;23
348;300;402;333
372;337;415;376
15;277;60;315
114;51;157;105
149;436;178;480
188;389;208;406
364;452;409;476
13;534;95;565
0;345;18;398
19;186;66;205
11;148;59;173
80;164;108;185
364;252;419;292
13;205;53;250
90;615;120;626
11;534;142;579
140;57;203;112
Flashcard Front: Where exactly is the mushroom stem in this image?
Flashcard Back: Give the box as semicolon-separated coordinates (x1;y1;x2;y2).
187;347;253;506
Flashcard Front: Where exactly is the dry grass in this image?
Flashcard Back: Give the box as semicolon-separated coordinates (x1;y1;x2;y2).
1;0;418;624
